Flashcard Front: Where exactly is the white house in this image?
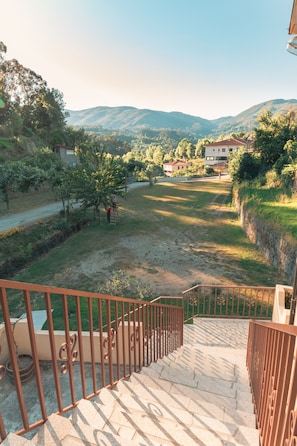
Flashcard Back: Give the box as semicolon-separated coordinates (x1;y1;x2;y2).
163;160;189;176
205;138;252;166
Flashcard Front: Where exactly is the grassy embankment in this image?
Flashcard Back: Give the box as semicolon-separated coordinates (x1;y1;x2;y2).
237;185;297;243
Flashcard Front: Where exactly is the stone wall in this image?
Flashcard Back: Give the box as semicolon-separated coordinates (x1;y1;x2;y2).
233;189;297;281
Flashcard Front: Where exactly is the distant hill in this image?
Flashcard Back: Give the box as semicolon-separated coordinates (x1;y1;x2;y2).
66;99;297;138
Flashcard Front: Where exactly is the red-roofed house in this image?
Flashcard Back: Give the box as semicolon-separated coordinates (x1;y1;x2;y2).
205;138;252;166
163;160;189;176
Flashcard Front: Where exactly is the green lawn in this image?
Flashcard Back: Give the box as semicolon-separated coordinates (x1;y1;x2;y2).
2;178;285;327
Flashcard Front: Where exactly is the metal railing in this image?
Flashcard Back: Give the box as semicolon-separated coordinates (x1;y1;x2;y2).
0;279;184;442
182;285;275;322
247;320;297;446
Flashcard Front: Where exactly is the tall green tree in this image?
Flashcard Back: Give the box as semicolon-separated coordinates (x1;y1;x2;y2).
0;41;67;142
70;148;126;220
0;162;17;210
175;138;195;159
0;160;46;209
253;111;297;167
229;149;260;183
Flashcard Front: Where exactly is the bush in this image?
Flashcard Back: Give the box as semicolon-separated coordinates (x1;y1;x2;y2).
99;270;154;300
0;211;92;278
205;166;215;175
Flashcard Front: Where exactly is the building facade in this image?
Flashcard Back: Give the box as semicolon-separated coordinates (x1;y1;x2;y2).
54;145;78;167
205;138;252;166
163;160;189;176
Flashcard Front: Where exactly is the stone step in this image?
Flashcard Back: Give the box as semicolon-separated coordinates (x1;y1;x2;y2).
136;365;254;413
71;394;259;446
183;319;250;350
114;377;256;428
159;343;250;386
1;433;37;446
32;413;144;446
148;356;249;395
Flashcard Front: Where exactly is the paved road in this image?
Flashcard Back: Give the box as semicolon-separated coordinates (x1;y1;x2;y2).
0;176;226;232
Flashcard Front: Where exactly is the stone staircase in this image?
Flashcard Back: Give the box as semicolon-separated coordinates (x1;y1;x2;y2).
2;319;259;446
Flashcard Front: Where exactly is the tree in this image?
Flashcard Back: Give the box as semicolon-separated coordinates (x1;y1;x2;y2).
30;88;67;145
15;164;47;193
195;138;211;158
253;111;297;167
70;148;126;220
0;161;46;209
229;150;260;183
175;138;195;159
0;162;17;210
27;147;65;194
0;41;67;142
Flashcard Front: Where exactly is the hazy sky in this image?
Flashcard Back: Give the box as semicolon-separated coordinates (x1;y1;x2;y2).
2;0;296;119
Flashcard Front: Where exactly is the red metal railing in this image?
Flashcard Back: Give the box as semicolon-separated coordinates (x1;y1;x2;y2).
0;279;184;442
182;285;275;322
247;320;297;446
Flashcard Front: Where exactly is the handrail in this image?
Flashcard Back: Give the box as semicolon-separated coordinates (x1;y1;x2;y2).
0;279;183;441
182;284;275;322
247;320;297;445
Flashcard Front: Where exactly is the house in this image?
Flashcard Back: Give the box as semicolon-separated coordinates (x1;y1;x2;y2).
54;145;78;167
204;138;253;166
163;160;189;176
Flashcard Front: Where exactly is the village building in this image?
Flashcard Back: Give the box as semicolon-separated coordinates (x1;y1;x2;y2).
54;145;78;167
163;160;189;176
204;138;253;167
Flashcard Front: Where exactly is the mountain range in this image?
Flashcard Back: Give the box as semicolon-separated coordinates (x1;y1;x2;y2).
66;98;297;138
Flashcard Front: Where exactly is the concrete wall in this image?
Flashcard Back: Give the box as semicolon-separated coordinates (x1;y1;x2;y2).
272;284;292;324
0;319;143;366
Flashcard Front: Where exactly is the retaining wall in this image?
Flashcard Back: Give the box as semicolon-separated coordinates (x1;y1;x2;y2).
233;189;297;281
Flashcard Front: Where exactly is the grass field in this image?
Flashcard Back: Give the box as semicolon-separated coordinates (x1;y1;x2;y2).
1;177;287;327
9;178;284;289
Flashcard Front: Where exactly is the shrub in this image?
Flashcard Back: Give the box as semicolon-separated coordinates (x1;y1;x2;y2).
0;227;20;239
99;270;154;300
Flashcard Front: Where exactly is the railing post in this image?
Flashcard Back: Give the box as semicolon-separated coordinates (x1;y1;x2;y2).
0;287;29;431
289;259;297;325
0;412;7;442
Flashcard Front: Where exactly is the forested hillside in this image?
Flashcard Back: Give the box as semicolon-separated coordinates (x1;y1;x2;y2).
67;99;297;138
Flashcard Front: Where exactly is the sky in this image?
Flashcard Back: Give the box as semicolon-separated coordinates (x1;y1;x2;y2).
1;0;297;119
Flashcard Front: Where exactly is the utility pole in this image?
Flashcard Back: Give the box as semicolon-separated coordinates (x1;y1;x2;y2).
289;258;297;325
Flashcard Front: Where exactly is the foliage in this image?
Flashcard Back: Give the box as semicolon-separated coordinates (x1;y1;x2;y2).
70;148;127;218
0;210;92;278
229;150;260;182
0;227;20;239
204;166;215;175
0;160;48;209
281;162;297;190
175;138;195;159
0;41;67;146
100;269;153;300
235;181;297;241
253;111;297;167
